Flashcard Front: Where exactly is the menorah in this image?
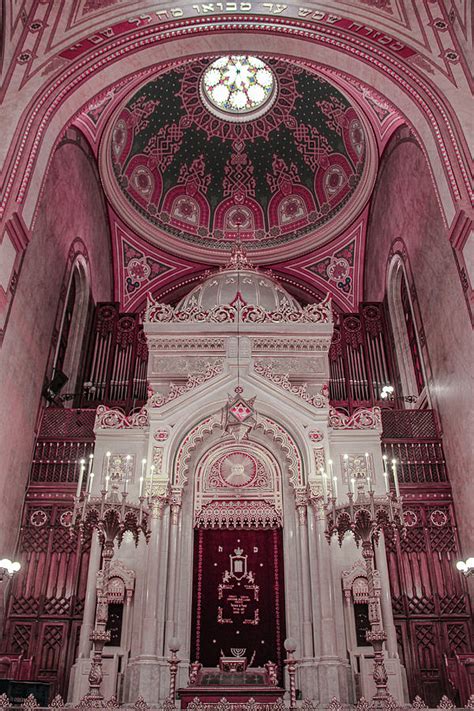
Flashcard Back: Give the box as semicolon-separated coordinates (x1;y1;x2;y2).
325;485;404;708
72;466;152;705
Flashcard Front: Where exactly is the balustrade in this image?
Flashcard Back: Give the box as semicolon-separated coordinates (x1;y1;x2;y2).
381;410;447;485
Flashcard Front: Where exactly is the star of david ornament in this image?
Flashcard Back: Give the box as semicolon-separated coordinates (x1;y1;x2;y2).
222;388;256;441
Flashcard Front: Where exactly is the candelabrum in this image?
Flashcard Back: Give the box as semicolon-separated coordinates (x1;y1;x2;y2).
325;488;404;708
167;638;181;706
284;638;298;711
72;485;151;705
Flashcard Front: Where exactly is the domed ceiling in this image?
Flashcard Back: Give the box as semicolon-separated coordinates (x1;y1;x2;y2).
101;56;377;264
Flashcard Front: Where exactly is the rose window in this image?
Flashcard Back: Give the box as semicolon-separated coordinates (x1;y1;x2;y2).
200;55;276;121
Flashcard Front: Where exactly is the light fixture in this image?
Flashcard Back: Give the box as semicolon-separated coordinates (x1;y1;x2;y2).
0;558;21;581
456;557;474;577
380;384;417;404
380;385;394;400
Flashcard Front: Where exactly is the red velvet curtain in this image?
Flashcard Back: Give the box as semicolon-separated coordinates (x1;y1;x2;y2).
191;528;286;678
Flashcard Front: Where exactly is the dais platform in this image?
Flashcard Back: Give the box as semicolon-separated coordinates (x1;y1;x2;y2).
177;668;285;708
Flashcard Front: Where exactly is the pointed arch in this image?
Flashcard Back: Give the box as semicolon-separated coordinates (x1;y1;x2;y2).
386;250;430;408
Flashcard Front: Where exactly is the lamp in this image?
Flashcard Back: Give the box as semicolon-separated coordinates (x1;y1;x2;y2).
284;638;298;711
168;638;181;705
325;482;404;708
0;559;21;581
380;384;417;404
456;558;474;577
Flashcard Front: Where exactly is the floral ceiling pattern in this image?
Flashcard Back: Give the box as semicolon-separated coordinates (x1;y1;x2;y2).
102;56;376;263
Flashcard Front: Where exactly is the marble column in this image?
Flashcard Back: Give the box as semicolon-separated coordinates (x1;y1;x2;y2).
296;501;314;657
374;534;398;658
78;532;101;658
164;499;181;647
141;498;166;656
313;502;338;657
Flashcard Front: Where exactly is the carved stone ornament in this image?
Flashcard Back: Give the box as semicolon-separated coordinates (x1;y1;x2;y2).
106;559;135;605
147;337;225;352
355;698;370;711
314;448;325;473
145;292;332;324
328;406;382;431
254;362;327;408
195;499;282;529
251;337;332;352
104;453;135;495
341;453;372;490
342;559;381;602
95;404;149;429
21;695;39;711
149;363;224;408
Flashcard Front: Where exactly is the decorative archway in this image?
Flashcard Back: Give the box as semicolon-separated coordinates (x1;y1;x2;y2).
172;411;304;490
190;438;287;675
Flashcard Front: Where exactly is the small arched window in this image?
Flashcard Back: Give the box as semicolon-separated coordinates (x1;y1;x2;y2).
387;253;429;408
52;255;90;399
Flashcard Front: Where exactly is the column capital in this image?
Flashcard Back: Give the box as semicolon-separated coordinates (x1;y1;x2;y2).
150;495;168;519
294;486;309;525
170;486;183;525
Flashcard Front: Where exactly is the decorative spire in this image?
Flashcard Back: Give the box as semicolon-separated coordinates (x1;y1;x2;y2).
222;223;255;272
228;239;252;270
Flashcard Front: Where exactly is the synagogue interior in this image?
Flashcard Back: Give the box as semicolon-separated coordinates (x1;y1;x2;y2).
0;1;472;709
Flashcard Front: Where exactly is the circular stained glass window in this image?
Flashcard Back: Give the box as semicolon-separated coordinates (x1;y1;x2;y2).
200;55;277;121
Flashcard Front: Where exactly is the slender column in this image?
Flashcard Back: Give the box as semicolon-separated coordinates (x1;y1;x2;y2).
164;499;181;645
374;534;398;658
314;502;338;657
296;501;314;657
362;539;388;706
78;532;101;658
141;498;166;656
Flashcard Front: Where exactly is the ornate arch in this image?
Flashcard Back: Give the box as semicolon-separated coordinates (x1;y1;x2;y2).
173;411;304;489
46;237;91;392
386;241;431;407
193;440;283;528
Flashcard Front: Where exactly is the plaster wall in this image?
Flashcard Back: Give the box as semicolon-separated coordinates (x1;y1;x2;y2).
0;134;112;557
363;132;474;553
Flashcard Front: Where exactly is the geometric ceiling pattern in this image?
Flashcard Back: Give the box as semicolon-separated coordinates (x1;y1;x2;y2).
111;213;206;312
1;0;469;325
276;210;367;312
101;56;377;264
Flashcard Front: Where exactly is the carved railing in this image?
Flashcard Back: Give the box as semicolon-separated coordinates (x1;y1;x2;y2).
30;409;95;484
0;693;471;711
144;292;332;324
381;410;447;484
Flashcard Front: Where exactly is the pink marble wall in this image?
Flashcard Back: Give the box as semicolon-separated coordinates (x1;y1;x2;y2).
364;129;474;553
0;131;112;558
